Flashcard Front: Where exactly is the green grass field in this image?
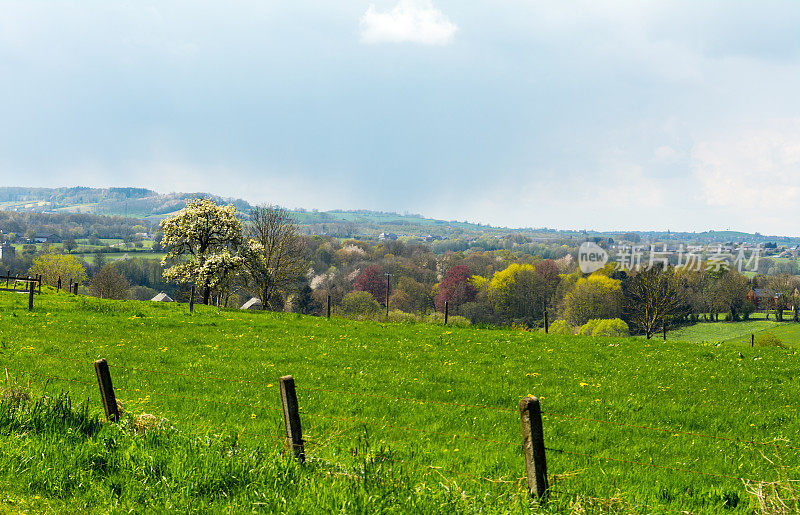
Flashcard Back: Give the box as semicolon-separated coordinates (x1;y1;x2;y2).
2;291;800;512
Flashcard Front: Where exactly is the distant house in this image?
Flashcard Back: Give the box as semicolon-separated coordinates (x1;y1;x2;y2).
379;232;398;241
749;288;777;308
34;233;59;243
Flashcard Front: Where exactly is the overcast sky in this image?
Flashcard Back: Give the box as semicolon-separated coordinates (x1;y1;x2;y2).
1;1;799;234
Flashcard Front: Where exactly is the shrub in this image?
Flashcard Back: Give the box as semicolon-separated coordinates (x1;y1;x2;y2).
755;333;786;348
548;320;573;335
591;318;629;337
339;291;381;319
577;319;601;336
426;312;471;327
388;310;418;324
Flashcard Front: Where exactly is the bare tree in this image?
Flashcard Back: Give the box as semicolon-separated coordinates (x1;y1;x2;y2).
90;264;130;299
624;265;689;339
243;206;307;309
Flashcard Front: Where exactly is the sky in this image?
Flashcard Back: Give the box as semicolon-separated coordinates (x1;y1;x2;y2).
1;1;800;234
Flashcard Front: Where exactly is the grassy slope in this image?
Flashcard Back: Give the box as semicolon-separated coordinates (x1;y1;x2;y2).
2;291;800;512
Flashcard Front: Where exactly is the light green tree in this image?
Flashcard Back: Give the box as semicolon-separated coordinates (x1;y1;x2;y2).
29;252;87;287
160;198;244;305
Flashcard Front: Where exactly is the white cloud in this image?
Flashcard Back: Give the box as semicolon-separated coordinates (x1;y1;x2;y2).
691;120;800;212
359;0;457;45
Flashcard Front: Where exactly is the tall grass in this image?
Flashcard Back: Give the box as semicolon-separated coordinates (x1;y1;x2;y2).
2;289;800;512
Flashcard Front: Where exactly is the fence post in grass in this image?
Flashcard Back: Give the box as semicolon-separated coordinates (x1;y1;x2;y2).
663;324;667;341
74;282;79;295
326;294;331;319
279;375;305;463
520;396;548;500
57;276;61;293
189;285;195;313
444;301;449;325
544;310;549;334
751;333;755;348
28;278;34;311
94;358;119;422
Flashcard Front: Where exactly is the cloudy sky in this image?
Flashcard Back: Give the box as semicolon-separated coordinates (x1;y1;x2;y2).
1;1;799;234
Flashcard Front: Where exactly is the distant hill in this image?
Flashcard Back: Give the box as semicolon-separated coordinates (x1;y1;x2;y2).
1;186;798;244
0;187;252;219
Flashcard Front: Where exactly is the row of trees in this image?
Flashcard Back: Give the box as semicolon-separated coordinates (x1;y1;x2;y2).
13;198;800;339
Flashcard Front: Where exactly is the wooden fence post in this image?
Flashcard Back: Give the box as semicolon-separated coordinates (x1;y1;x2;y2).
73;282;79;295
444;301;449;325
94;359;119;422
279;375;305;462
520;396;548;500
327;294;331;319
751;333;755;348
663;324;667;341
57;276;61;293
189;285;195;313
28;278;34;311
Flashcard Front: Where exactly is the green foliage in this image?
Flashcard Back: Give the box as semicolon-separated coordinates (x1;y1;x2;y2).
28;253;87;287
564;273;623;326
591;318;630;337
339;290;381;318
577;319;600;336
548;319;573;335
755;333;786;348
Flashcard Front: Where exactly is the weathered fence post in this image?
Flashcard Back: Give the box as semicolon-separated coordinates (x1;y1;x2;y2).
663;324;667;341
28;278;34;311
544;311;549;334
326;294;331;319
520;396;548;500
279;375;305;462
57;276;61;293
751;333;755;348
189;285;195;313
444;301;449;325
94;359;119;422
73;282;79;295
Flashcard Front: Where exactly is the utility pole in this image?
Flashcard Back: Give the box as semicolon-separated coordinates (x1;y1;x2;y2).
385;273;392;319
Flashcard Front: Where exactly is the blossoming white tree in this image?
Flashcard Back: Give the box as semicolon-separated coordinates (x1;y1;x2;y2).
160;198;244;305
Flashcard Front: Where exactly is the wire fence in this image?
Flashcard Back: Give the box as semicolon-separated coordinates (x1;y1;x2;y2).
4;349;798;500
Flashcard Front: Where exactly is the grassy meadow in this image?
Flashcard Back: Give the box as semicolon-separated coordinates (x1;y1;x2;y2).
2;290;800;512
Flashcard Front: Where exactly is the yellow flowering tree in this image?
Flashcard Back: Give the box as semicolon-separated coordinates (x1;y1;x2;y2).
29;252;87;287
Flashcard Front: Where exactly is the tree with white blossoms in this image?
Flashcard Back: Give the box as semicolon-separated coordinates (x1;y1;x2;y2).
160;198;244;305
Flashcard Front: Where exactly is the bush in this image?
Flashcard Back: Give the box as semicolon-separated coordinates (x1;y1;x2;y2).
426;312;471;327
577;319;599;336
591;318;629;337
339;291;381;319
577;318;629;337
387;309;418;324
756;333;786;348
548;320;573;335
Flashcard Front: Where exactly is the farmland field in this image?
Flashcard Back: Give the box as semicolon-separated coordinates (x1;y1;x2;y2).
2;291;800;512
